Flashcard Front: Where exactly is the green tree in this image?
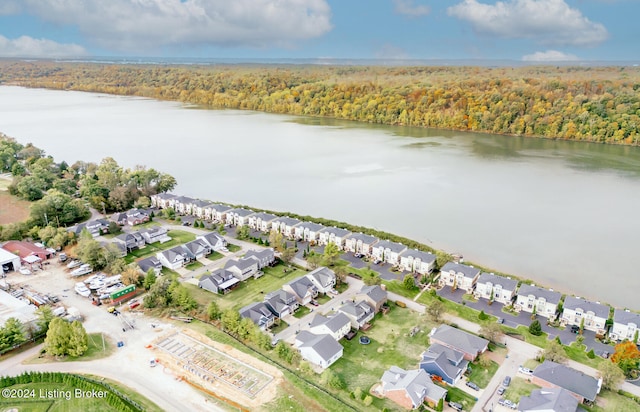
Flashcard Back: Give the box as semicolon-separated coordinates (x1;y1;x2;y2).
269;231;285;253
478;310;488;321
426;300;445;322
480;322;503;343
44;318;72;357
0;317;26;350
598;359;626;391
541;339;567;363
236;225;250;240
306;252;322;270
280;246;296;266
143;269;157;290
322;242;340;267
67;320;89;357
529;319;542;336
35;306;55;333
403;274;416;290
363;270;381;286
221;309;242;335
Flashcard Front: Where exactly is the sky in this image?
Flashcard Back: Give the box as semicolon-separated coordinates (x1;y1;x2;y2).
0;0;637;62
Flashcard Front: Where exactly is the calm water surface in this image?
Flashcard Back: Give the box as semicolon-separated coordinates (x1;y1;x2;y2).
1;85;639;309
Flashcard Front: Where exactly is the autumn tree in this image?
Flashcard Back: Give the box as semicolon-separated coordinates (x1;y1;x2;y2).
426;300;445;322
611;341;640;377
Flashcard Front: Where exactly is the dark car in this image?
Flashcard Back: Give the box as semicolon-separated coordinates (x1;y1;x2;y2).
503;376;511;387
497;317;505;324
466;381;480;391
310;300;319;306
570;325;580;334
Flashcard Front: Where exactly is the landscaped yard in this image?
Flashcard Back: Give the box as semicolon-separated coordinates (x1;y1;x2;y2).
502;377;539;403
418;292;497;326
330;304;437;410
185;261;204;270
446;386;477;411
123;230;196;263
293;306;311;319
584;389;640;412
185;263;308;311
564;342;606;368
227;243;241;252
467;359;500;388
26;333;114;364
208;251;224;261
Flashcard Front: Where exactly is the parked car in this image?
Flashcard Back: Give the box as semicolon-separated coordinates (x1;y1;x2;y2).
309;300;319;306
19;267;32;275
497;317;505;324
518;366;534;375
570;324;580;333
354;253;363;258
466;381;480;391
497;386;505;395
59;253;67;262
503;376;511;387
448;401;463;411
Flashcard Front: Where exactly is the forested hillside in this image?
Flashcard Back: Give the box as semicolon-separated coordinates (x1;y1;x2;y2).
1;61;639;145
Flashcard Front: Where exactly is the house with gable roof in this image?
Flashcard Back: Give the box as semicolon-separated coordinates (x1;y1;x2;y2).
610;309;640;342
305;267;336;295
196;232;227;252
561;296;610;334
248;212;278;232
173;196;195;215
357;284;388;313
224;257;259;281
474;272;518;305
428;325;488;361
344;232;379;256
264;289;299;317
294;331;343;370
113;232;146;253
156;246;189;270
271;216;301;239
371;240;407;266
400;249;437;275
191;199;212;218
243;248;275;269
225;208;255;226
519;387;579;412
438;262;480;293
515;284;562;319
531;360;601;404
198;269;240;294
317;227;352;250
182;239;211;260
378;366;447;410
150;193;176;209
208;203;233;223
283;276;317;305
137;256;162;276
239;302;276;330
419;343;468;385
294;222;326;243
139;226;171;244
308;312;352;341
339;301;374;329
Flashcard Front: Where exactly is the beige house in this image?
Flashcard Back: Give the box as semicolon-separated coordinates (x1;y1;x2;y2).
438;262;480;293
515;284;562;318
561;296;610;334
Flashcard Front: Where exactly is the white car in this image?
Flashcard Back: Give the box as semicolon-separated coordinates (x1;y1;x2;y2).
19;267;32;275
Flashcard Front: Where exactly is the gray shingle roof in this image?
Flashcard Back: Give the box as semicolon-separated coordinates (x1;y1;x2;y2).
137;256;161;272
359;285;388;305
286;276;316;299
252;212;277;221
374;240;407;254
310;312;351;334
155;193;176;200
298;222;325;232
209;203;232;212
381;366;447;407
563;296;610;319
430;325;488;357
320;227;351;237
225;257;257;271
440;262;481;278
613;309;640;326
519;387;579;412
517;284;562;305
477;272;518;291
239;302;274;327
274;216;301;226
306;267;336;288
402;249;436;264
191;199;211;208
346;232;379;244
295;331;343;363
533;361;600;402
244;248;275;262
420;344;467;383
229;208;254;217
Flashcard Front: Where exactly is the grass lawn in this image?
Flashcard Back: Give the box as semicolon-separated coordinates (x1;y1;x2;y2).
0;382;121;412
26;333;114;364
0;189;31;225
584;389;640;412
500;325;551;348
468;360;500;388
503;377;539;403
185;263;307;311
331;304;436;397
227;243;241;252
208;251;223;261
446;386;478;410
83;375;164;412
381;280;420;300
564;342;606;368
185;261;204;271
418;292;497;326
161;267;180;278
293;306;311;319
124;230;196;263
315;294;331;305
269;320;289;335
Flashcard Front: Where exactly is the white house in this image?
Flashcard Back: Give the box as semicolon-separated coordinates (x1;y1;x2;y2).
317;227;352;250
473;272;518;305
515;284;562;319
344;233;379;256
224;258;259;281
226;208;255;226
561;296;610;334
139;226;171;244
199;269;240;294
247;212;278;232
305;267;336;294
438;262;480;293
191;200;213;218
283;276;317;305
399;249;437;275
308;313;352;341
295;331;343;370
339;301;375;329
208;204;233;223
271;216;301;239
196;232;227;252
610;309;640;342
150;193;176;209
157;247;188;270
173;196;195;215
294;222;326;243
371;240;407;266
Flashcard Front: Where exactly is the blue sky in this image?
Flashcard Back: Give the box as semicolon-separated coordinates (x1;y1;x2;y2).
0;1;637;62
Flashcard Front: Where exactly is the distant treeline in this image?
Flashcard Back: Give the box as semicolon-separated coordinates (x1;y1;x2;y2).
1;61;640;145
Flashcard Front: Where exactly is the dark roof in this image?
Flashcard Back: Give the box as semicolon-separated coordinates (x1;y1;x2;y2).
297;222;325;232
346;232;379;244
533;361;601;402
517;284;562;305
138;256;161;272
183;239;209;255
359;285;388;305
244;248;274;262
295;331;343;363
239;302;274;326
440;262;481;278
401;249;436;264
286;276;316;299
519;387;579;412
420;345;467;383
381;366;447;407
563;296;610;319
274;216;301;226
191;199;211;208
155;193;176;200
477;272;518;291
430;325;488;356
613;309;640;326
374;240;407;254
209;203;232;212
224;257;257;271
252;212;277;221
310;313;350;333
229;208;254;217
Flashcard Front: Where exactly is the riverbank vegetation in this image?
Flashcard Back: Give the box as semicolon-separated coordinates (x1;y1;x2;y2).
1;61;640;145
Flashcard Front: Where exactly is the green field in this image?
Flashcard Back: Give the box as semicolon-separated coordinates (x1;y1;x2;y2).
503;377;539;403
417;292;497;326
124;230;196;263
467;359;500;388
186;263;308;311
185;261;203;271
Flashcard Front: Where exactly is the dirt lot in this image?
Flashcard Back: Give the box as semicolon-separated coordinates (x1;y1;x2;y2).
5;261;281;411
0;175;30;225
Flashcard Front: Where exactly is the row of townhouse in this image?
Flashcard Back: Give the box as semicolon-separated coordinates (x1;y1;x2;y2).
438;262;637;337
151;193;440;275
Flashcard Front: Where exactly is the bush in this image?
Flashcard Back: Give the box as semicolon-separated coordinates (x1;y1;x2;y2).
529;319;543;336
478;310;488;320
363;395;373;406
396;300;407;308
587;349;596;359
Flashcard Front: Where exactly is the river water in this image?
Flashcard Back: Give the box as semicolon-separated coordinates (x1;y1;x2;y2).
1;85;639;309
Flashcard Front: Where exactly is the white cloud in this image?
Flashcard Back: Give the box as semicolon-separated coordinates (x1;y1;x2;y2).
6;0;333;52
393;0;430;17
522;50;579;61
447;0;608;47
0;35;87;58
